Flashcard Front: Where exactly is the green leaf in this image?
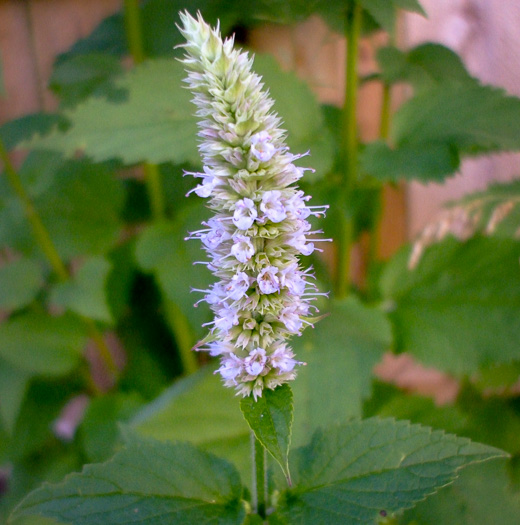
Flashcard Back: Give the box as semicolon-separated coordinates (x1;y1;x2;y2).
254;54;334;180
131;366;250;479
25;59;199;166
0;258;44;311
378;43;473;90
0;312;87;376
50;53;123;107
11;435;246;525
134;208;212;338
0;357;31;434
276;418;506;524
401;460;520;525
79;392;144;463
381;237;520;376
362;82;520;182
241;384;293;480
0;113;68;151
50;256;113;323
360;0;396;34
291;297;392;446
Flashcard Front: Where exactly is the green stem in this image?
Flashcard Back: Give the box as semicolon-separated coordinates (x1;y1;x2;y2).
335;2;362;298
123;0;145;65
0;139;68;282
251;432;268;519
163;300;198;375
0;138;119;378
144;163;166;220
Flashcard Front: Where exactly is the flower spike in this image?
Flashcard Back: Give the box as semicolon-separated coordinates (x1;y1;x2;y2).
179;11;329;399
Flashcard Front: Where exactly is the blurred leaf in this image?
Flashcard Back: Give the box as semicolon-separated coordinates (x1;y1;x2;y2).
276;418;506;524
381;238;520;376
25;60;199;166
0;258;43;311
363;83;520;182
50;53;123;107
254;54;335;180
378;43;473;90
444;179;520;239
291;296;392;446
132;366;250;478
50;256;113;323
401;460;520;525
475;360;520;391
79;392;144;463
56;12;127;63
11;435;246;525
105;239;137;322
0;114;68;151
0;357;31;434
134;206;212;338
241;384;293;480
0;312;87;376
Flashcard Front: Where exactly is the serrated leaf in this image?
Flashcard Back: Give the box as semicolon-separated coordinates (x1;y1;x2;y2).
11;435;246;525
378;43;473;90
50;256;113;323
362;83;520;182
241;384;293;480
276;418;506;524
25;60;199;165
291;297;392;446
0;312;87;376
0;258;44;310
50;53;123;107
0;113;68;151
381;237;520;376
401;460;520;525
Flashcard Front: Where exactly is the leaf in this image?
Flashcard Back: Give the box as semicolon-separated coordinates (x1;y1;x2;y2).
0;357;31;434
79;392;144;462
254;54;334;180
377;43;473;90
131;366;250;480
0;312;87;376
291;297;392;446
381;237;520;376
50;53;124;107
0;113;68;151
0;258;44;311
134;208;213;338
276;418;506;524
241;384;293;480
50;256;113;323
25;59;199;166
401;460;520;525
362;82;520;182
11;435;246;525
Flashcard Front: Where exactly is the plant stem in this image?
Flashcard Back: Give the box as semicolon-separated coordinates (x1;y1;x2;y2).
335;2;362;298
251;432;268;519
144;163;166;220
0;138;119;379
163;300;198;375
0;140;68;282
123;0;145;65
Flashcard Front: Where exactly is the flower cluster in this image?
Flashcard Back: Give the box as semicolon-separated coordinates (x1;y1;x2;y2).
179;11;329;399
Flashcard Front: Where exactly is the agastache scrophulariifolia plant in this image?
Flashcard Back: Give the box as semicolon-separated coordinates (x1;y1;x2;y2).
178;11;330;399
